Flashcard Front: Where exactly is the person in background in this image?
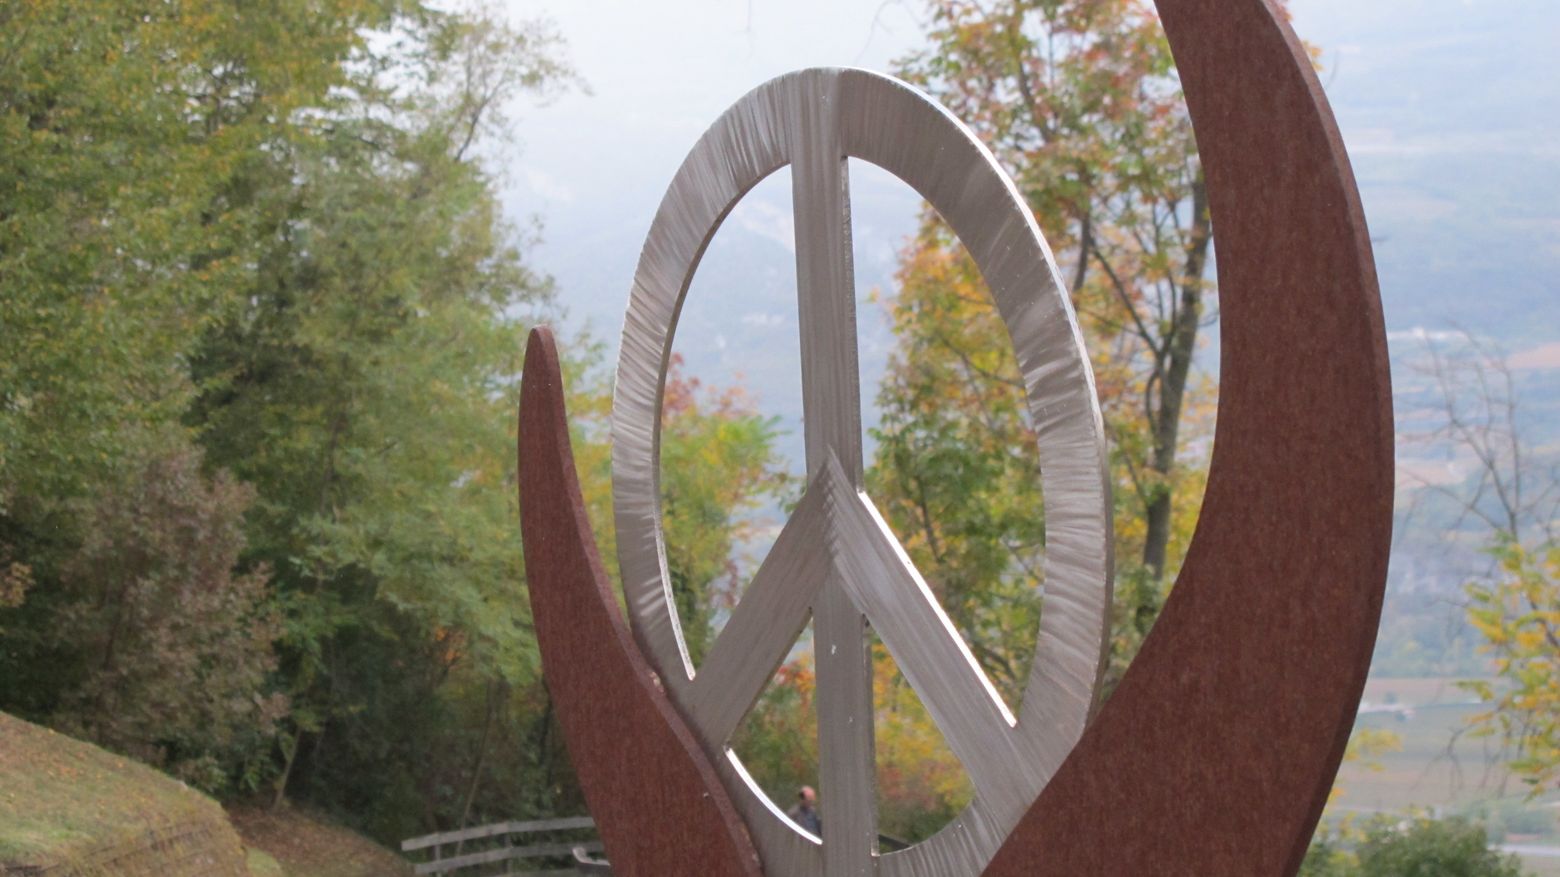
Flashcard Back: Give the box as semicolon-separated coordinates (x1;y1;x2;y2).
787;785;821;836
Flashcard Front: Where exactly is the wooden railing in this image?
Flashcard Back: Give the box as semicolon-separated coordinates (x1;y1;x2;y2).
400;817;907;874
400;816;604;875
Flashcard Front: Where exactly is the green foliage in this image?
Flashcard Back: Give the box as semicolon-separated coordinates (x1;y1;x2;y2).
1358;817;1524;876
658;356;791;664
0;0;793;842
1300;833;1358;877
866;223;1045;704
890;0;1219;695
0;0;384;510
0;0;652;842
1303;817;1526;877
1462;536;1560;795
169;1;585;832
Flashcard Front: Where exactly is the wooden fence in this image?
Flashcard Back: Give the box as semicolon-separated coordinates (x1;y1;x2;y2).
400;816;607;876
401;817;908;874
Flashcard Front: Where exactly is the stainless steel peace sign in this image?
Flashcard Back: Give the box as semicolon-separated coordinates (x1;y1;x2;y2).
612;68;1113;877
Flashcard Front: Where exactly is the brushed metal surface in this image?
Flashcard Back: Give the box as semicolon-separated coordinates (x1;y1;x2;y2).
611;67;1113;876
790;67;877;877
684;482;830;747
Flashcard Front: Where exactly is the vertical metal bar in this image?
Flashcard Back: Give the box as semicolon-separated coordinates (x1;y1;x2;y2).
792;72;864;485
814;570;877;875
790;71;876;875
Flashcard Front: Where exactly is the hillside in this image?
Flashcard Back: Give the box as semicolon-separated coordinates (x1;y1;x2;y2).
0;711;249;876
228;807;413;877
0;713;412;877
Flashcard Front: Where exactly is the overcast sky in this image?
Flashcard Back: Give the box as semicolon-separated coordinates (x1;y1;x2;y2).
493;0;1557;338
488;0;1558;483
488;0;1557;604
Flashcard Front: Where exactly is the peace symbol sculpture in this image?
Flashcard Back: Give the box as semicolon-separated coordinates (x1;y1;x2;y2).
517;1;1394;875
611;66;1111;877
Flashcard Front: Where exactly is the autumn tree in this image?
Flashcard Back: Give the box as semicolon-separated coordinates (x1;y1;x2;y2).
866;225;1047;704
732;640;976;844
1466;539;1559;794
54;442;285;793
657;356;792;664
872;643;974;842
880;0;1218;694
1404;334;1560;796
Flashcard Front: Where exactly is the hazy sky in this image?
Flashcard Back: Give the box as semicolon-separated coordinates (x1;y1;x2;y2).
494;0;1558;339
495;0;930;345
486;0;1559;492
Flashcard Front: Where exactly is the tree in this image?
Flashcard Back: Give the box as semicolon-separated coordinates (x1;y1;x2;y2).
657;356;792;664
0;0;400;795
731;658;821;820
731;640;976;844
47;440;283;794
1;0;604;840
1303;816;1525;876
1465;538;1559;795
1357;817;1524;877
177;4;580;824
872;643;973;842
0;0;417;513
0;0;798;841
865;225;1047;704
1402;332;1558;796
883;0;1218;690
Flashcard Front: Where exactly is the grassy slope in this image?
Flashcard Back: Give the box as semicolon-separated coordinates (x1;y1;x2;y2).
0;712;411;877
0;711;249;876
228;806;413;877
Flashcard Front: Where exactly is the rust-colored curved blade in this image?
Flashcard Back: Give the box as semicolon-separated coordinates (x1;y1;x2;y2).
517;327;761;877
983;1;1393;875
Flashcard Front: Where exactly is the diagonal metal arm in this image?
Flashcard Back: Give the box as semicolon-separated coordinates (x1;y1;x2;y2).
685;484;832;748
818;464;1037;820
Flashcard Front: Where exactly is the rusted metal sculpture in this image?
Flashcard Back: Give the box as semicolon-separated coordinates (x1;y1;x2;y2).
518;0;1391;873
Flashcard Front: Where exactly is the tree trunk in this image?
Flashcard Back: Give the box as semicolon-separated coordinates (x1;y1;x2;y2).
272;727;303;810
1141;173;1213;586
454;681;499;855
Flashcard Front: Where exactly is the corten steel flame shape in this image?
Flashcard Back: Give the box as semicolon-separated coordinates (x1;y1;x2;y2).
517;0;1392;874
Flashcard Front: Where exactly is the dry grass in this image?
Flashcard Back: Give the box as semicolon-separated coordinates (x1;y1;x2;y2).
0;711;413;877
228;806;413;877
0;711;248;876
